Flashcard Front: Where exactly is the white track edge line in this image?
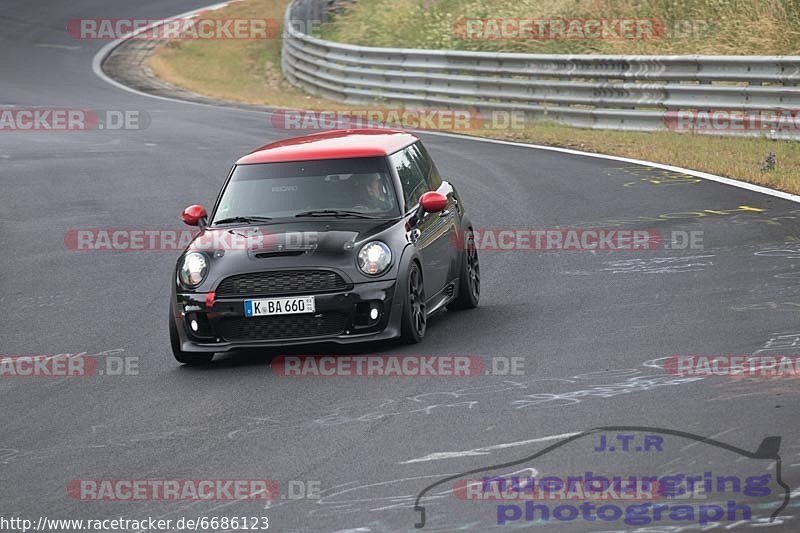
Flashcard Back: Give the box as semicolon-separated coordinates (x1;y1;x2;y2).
420;129;800;204
90;1;258;112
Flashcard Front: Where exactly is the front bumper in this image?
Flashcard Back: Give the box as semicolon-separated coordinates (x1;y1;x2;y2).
172;279;402;352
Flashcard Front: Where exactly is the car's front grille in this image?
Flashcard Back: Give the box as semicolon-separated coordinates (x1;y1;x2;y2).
216;270;350;297
218;313;349;341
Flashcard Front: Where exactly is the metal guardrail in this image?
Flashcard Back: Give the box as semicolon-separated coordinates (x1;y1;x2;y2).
282;0;800;139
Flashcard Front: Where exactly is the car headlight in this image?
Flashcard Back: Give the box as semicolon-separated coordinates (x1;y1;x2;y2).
179;252;208;288
357;241;392;275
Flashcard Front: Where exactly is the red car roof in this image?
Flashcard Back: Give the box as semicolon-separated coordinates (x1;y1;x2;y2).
236;129;419;164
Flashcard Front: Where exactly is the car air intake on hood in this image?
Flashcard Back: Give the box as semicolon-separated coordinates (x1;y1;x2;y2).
253;250;307;259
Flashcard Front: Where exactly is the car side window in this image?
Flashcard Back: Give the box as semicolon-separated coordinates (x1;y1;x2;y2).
414;142;443;190
408;143;430;176
390;148;427;211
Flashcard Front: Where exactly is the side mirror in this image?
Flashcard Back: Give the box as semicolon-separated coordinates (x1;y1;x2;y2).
181;204;207;227
419;191;448;213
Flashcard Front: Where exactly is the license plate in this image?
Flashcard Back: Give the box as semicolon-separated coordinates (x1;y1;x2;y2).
244;296;315;317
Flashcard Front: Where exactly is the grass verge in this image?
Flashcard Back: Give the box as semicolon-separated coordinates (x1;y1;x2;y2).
148;0;800;194
315;0;800;55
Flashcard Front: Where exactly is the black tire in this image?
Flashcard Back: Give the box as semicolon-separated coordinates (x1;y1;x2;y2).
169;310;214;365
447;228;480;310
400;262;427;344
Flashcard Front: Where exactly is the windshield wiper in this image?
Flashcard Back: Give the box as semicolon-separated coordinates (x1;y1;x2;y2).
213;216;273;225
294;210;377;219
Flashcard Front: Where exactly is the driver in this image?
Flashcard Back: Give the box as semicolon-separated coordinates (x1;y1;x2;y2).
359;173;393;211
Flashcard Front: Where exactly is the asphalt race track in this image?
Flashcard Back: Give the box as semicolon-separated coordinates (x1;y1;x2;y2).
2;1;800;532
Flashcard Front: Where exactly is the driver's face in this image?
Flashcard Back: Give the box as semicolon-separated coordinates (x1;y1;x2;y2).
367;179;382;199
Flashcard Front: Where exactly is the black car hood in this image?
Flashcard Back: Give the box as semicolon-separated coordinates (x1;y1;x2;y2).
182;218;406;290
189;219;397;255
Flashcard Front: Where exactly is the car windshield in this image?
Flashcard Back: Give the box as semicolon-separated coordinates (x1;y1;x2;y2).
211;157;400;224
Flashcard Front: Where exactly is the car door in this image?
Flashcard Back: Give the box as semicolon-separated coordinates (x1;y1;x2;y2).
390;145;453;301
413;141;460;285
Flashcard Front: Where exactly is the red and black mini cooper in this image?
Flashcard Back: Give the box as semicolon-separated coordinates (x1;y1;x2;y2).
169;129;479;365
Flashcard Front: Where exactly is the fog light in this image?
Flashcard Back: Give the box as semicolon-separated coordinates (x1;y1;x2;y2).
186;313;214;339
354;301;383;327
